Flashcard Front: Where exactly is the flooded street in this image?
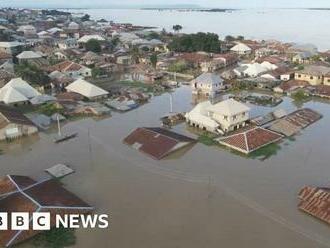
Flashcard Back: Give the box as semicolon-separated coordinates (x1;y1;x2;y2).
1;86;330;248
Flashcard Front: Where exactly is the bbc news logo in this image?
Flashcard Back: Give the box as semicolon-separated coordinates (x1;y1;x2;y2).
0;213;109;230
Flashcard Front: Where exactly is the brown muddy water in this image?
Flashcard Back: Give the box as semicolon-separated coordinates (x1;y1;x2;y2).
1;86;329;248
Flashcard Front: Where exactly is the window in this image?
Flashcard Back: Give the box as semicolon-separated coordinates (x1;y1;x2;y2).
298;74;301;78
310;76;313;80
224;116;228;121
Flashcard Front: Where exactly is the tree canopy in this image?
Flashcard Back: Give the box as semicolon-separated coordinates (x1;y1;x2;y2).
173;25;183;32
85;39;102;53
168;32;220;53
81;14;90;22
15;62;50;86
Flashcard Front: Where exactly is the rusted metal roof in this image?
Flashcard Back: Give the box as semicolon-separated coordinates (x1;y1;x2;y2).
123;127;196;160
269;108;322;136
298;186;330;225
0;175;93;247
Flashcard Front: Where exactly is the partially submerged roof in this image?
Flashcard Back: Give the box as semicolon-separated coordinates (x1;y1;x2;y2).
0;104;35;127
218;127;283;154
193;73;223;86
299;65;330;76
185;101;219;129
207;98;250;116
66;79;109;99
0;78;40;103
0;175;93;247
268;108;321;136
298;186;330;225
49;60;85;72
123;127;196;160
16;51;42;60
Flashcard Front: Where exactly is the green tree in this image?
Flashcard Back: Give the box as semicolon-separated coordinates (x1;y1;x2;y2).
15;62;50;86
150;53;158;68
168;32;220;53
92;67;105;78
225;35;235;42
81;14;90;22
172;25;183;33
168;61;188;73
85;39;101;53
129;46;141;64
237;35;245;41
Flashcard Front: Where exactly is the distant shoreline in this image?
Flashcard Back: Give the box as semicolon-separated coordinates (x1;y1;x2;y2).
140;8;238;12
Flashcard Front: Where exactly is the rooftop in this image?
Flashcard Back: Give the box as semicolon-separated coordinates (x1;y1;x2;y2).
123;127;196;160
298;186;330;225
218;127;283;154
207;98;250;116
0;175;93;247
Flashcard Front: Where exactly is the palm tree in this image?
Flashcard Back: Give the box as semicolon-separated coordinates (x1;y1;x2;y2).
130;45;141;64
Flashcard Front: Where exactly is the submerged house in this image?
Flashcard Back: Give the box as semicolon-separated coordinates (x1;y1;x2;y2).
217;127;283;154
0;105;38;141
191;73;224;97
65;78;109;100
0;78;41;105
16;51;44;64
49;61;92;79
298;186;330;225
123;127;196;160
186;98;250;133
294;65;330;85
0;175;93;247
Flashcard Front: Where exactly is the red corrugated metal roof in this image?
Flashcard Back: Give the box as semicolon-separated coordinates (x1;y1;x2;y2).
219;127;283;154
123;127;195;160
0;175;92;247
298;186;330;225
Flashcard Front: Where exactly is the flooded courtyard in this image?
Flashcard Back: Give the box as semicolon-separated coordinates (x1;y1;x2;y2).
1;86;330;248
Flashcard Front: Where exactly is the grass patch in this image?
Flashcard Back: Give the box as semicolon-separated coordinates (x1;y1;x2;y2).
291;90;310;102
38;103;64;116
33;227;76;248
198;132;218;146
249;143;281;161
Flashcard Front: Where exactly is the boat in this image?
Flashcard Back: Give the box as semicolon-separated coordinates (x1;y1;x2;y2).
54;133;78;143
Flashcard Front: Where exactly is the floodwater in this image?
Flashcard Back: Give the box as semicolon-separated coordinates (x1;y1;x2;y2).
1;86;330;248
70;8;330;51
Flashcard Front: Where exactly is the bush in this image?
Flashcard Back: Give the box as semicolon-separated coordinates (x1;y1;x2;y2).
85;39;101;53
39;103;64;116
15;62;50;86
291;89;309;102
33;227;76;248
168;32;220;53
168;61;188;73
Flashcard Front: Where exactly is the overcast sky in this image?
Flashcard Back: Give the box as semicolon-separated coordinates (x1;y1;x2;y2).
1;0;330;8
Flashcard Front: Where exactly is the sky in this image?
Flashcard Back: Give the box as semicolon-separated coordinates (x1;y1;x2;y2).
1;0;330;9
